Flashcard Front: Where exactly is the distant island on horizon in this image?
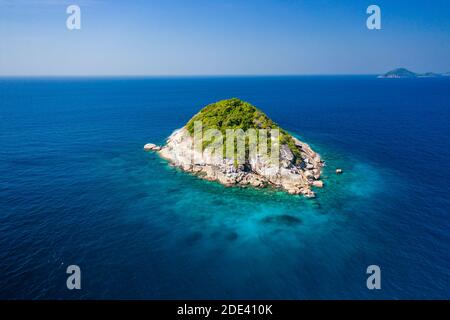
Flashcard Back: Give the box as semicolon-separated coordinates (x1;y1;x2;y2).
378;68;450;78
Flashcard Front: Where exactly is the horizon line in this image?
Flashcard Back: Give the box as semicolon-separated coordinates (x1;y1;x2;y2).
0;73;381;78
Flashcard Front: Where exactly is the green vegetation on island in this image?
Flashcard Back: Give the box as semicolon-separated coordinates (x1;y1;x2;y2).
185;98;302;161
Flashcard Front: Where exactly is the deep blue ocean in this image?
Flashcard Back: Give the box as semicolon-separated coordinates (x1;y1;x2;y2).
0;76;449;299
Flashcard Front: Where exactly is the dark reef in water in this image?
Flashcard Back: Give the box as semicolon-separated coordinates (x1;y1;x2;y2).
261;214;303;226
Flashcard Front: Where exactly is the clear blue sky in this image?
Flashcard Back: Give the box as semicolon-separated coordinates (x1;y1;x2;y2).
1;0;449;75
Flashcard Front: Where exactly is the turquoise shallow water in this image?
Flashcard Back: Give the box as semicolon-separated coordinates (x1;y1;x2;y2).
0;76;449;299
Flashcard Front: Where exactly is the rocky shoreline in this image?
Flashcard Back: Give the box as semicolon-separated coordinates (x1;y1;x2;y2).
145;127;324;198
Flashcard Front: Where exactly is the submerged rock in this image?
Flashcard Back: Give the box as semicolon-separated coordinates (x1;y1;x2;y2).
184;231;203;246
261;214;303;225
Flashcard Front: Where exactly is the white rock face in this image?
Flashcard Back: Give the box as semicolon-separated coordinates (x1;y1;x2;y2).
152;127;324;197
143;143;161;151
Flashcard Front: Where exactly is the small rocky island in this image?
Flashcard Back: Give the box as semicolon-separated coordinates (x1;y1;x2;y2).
145;98;324;198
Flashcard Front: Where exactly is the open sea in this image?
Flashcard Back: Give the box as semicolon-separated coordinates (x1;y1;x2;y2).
0;76;449;299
